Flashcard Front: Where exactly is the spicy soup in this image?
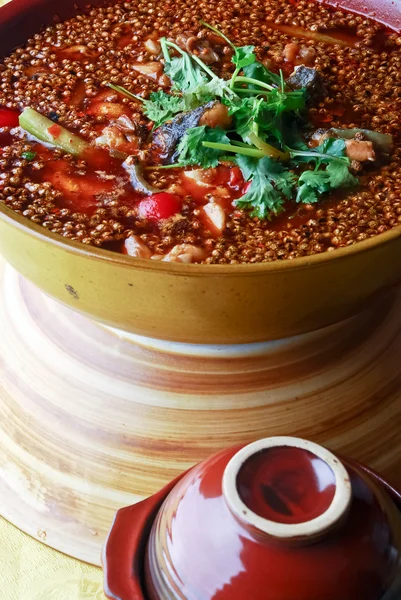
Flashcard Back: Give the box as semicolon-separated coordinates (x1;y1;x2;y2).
0;0;400;264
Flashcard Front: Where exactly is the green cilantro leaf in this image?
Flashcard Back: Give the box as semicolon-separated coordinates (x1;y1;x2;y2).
296;159;358;204
326;160;358;188
141;91;187;128
233;45;257;70
141;90;208;128
164;54;208;93
21;151;37;161
262;87;306;117
235;155;297;218
176;126;231;168
316;137;348;159
142;25;364;220
242;62;281;88
290;138;352;164
192;78;232;101
296;169;331;203
230;97;266;140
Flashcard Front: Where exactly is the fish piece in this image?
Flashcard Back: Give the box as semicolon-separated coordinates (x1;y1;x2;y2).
328;128;393;154
144;38;161;56
161;244;207;263
287;65;325;97
123;235;152;258
132;61;163;80
151;102;214;164
122;156;159;194
203;202;226;236
199;102;232;129
345;139;376;162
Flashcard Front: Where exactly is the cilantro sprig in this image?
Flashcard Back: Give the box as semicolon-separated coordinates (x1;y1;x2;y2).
109;23;360;218
236;155;297;218
292;139;358;203
176;126;231;168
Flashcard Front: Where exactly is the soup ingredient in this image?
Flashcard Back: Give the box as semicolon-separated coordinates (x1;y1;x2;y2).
1;0;401;264
286;65;325;96
149;29;359;218
235;155;296;218
265;21;357;47
151;102;216;163
161;243;207;263
21;151;37;161
123;157;159;194
19;108;89;155
203;201;226;235
344;139;375;163
137;192;182;221
123;235;152;258
176;126;231;168
138;91;189;129
199;103;232;129
328;128;393;154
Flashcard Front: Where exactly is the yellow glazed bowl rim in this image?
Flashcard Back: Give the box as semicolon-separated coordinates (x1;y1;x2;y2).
2;198;401;275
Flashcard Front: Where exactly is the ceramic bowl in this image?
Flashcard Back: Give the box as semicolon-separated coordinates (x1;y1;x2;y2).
103;436;401;600
1;0;401;343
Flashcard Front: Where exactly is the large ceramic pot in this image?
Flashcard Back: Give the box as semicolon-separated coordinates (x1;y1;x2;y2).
1;0;401;344
103;437;401;600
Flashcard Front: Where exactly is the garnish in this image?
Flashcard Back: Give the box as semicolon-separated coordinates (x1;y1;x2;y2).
143;24;359;217
139;91;188;129
21;151;37;161
176;126;231;168
19;108;89;155
160;38;209;94
235;155;297;218
54;21;362;218
295;143;358;203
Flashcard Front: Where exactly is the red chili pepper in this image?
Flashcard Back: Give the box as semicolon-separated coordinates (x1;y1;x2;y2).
242;181;252;194
137;192;182;222
228;166;244;189
47;123;62;138
0;108;20;128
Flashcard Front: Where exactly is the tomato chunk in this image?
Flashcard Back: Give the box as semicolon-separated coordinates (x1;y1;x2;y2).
137;193;182;221
229;166;244;189
0;108;19;128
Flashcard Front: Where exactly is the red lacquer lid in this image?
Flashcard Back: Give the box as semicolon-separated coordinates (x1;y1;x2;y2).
143;437;401;600
103;437;401;600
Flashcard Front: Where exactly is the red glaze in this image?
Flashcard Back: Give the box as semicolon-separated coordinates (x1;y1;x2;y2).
103;443;401;600
236;446;336;524
0;108;19;128
137;193;182;222
144;445;401;600
102;472;188;600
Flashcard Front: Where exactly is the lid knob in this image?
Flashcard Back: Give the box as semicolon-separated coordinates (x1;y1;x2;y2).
223;437;352;540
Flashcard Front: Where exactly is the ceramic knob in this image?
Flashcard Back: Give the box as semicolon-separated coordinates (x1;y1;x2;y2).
144;437;401;600
222;437;352;542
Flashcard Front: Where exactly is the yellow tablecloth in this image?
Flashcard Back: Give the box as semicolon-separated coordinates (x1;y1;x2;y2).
0;517;105;600
0;0;105;597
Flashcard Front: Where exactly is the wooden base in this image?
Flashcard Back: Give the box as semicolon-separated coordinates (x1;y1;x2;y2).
0;256;401;566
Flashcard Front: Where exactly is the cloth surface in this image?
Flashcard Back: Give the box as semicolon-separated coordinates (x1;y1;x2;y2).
0;517;105;599
0;0;106;597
